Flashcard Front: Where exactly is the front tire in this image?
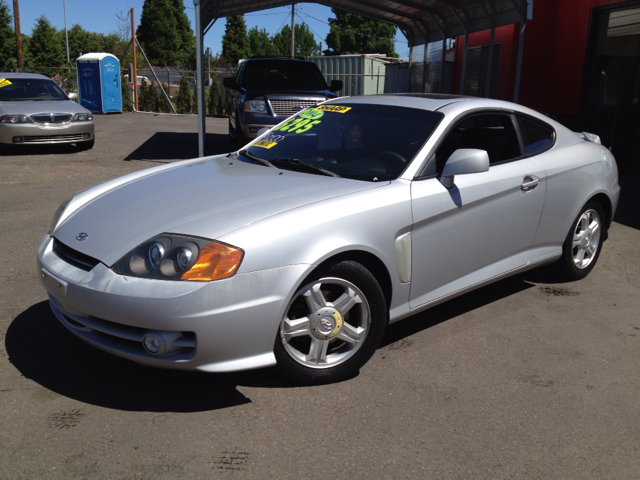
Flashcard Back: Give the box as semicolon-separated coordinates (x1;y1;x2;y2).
274;261;387;384
556;201;605;280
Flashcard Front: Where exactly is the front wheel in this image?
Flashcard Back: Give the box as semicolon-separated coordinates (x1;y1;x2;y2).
274;261;387;384
556;201;605;280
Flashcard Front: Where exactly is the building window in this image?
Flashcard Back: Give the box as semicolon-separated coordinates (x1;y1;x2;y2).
464;44;501;98
583;5;640;111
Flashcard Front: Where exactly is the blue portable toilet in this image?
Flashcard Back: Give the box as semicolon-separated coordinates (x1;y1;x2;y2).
76;53;122;113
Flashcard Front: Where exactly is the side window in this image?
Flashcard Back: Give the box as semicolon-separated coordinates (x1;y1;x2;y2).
516;114;555;155
435;113;522;173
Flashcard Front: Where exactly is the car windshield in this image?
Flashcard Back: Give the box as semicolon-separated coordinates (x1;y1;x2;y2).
241;60;328;90
240;103;444;181
0;78;68;101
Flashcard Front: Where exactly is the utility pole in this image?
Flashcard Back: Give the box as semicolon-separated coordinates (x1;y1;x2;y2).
12;0;23;72
290;4;295;59
131;7;138;111
63;0;70;64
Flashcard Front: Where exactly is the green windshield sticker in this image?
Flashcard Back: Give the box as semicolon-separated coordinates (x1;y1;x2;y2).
0;78;12;88
299;108;324;120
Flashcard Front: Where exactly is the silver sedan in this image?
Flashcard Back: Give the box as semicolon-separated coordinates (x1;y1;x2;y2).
37;95;620;384
0;73;94;148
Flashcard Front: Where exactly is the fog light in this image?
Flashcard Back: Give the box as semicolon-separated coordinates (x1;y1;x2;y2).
143;333;164;354
12;136;23;143
83;133;90;140
142;331;183;356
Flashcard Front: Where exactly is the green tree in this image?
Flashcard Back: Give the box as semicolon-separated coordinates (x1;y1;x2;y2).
137;0;180;66
171;0;195;68
221;15;248;66
176;75;191;114
273;22;319;57
121;71;133;111
192;81;198;114
0;0;16;68
325;8;397;57
207;75;220;115
65;24;118;61
157;81;170;112
247;26;275;57
25;16;64;71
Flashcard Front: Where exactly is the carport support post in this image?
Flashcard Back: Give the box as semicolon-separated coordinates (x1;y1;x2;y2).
460;30;468;94
513;14;527;103
484;26;495;98
407;43;413;92
194;0;206;157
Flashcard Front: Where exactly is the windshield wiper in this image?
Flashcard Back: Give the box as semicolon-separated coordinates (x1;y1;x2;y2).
238;149;275;168
270;158;340;178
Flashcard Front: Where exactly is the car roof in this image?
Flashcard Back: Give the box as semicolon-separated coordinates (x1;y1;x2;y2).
0;72;51;81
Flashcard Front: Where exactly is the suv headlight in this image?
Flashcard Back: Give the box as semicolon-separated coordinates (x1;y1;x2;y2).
71;112;93;122
244;100;267;113
1;115;32;124
112;234;244;282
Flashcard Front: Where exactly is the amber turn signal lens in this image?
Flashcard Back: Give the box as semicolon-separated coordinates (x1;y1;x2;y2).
180;242;243;282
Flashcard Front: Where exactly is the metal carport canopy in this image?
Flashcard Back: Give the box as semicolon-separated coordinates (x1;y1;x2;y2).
191;0;529;156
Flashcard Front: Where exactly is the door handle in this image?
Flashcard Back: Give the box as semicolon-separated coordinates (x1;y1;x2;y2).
521;175;540;193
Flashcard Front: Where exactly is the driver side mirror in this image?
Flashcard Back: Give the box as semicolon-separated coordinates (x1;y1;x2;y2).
223;77;238;90
329;80;343;92
439;149;490;189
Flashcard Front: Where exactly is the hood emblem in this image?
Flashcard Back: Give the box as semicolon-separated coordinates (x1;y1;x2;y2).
50;113;56;122
76;232;88;241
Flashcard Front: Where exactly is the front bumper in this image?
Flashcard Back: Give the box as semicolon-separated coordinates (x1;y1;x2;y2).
37;234;308;372
0;121;94;144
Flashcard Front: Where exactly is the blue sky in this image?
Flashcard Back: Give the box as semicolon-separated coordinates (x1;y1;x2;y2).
17;0;409;59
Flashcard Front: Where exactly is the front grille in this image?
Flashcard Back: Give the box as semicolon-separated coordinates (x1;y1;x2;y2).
53;238;100;271
21;134;84;144
49;297;197;362
31;113;72;124
270;100;321;117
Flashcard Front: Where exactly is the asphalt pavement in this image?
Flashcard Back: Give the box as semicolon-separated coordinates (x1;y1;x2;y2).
1;112;639;479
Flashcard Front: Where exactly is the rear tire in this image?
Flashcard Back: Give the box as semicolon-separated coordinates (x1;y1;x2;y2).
555;201;605;280
274;261;387;385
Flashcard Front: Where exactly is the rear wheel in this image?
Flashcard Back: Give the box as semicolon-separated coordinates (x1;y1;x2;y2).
274;261;387;384
556;201;604;280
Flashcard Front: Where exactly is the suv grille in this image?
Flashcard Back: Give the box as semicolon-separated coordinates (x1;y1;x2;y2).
270;100;320;117
31;113;72;124
53;238;100;271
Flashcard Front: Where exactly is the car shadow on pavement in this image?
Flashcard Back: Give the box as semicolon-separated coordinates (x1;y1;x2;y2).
124;132;232;161
380;271;540;348
5;301;254;412
0;143;88;156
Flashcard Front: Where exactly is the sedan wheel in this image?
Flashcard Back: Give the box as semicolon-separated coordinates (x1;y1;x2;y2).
275;261;387;384
557;201;605;280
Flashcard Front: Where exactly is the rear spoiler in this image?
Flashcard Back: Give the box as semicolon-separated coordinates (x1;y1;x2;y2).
575;131;601;144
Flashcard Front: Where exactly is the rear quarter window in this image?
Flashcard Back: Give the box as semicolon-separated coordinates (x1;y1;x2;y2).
516;114;555;155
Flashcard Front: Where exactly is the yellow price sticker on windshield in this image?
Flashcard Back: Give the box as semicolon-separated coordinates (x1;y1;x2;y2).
254;139;277;149
316;105;351;113
0;78;12;88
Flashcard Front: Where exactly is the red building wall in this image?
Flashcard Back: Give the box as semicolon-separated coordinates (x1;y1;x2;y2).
452;0;627;114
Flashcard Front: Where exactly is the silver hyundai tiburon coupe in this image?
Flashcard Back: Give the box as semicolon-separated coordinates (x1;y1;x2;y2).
37;94;620;384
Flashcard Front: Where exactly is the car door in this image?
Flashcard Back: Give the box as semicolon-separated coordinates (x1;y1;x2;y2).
409;112;547;309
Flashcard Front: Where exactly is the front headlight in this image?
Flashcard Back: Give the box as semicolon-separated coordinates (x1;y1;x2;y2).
71;112;93;122
50;196;73;233
1;115;33;124
112;234;244;282
244;100;267;113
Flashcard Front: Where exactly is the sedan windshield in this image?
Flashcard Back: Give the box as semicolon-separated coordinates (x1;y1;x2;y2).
241;60;328;90
0;78;68;101
241;103;443;181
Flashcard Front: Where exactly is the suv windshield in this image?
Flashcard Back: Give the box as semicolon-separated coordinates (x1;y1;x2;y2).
241;103;443;181
0;78;68;101
241;60;328;90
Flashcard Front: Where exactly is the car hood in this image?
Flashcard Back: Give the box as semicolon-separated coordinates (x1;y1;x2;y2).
0;99;88;116
53;155;380;266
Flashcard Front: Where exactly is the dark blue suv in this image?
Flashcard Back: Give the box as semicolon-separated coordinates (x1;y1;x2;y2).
223;58;342;144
